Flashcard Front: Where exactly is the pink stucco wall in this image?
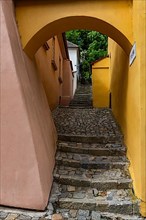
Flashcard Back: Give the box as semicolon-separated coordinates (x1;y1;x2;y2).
0;0;57;210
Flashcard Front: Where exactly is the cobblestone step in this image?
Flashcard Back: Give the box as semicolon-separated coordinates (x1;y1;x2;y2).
54;208;144;220
69;102;92;108
69;105;93;108
58;141;126;156
56;152;129;169
0;208;48;220
53;108;124;143
68;105;93;109
69;103;92;106
70;100;92;103
54;166;132;190
0;208;143;220
70;101;92;103
52;105;142;218
70;98;92;101
58;134;123;144
50;183;139;215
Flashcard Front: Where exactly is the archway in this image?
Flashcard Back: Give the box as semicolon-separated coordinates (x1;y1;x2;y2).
15;0;133;58
23;16;132;58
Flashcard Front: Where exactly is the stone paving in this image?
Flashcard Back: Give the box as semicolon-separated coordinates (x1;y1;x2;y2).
52;108;123;141
0;207;144;220
0;207;49;220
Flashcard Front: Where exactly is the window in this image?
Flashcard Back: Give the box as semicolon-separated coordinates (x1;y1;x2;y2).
51;37;57;70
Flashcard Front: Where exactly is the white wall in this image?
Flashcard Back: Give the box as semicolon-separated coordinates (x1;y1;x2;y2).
68;48;79;95
69;49;78;72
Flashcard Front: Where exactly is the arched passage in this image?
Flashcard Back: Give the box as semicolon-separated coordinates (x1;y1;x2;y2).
15;0;133;58
24;16;132;58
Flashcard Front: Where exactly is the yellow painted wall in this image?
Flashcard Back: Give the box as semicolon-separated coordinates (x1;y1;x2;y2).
92;58;110;107
15;0;133;58
35;37;64;110
109;0;146;215
131;1;146;215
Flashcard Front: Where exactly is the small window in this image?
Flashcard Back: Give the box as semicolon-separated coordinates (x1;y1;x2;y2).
52;37;55;61
51;37;57;70
43;42;50;51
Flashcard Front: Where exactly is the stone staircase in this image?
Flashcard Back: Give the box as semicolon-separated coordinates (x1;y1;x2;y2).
69;84;92;108
51;107;143;219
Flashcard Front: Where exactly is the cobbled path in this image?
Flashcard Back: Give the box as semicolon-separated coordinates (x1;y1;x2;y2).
0;85;145;220
53;108;122;138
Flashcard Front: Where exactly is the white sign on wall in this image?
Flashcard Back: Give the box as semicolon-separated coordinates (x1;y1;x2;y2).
129;42;136;66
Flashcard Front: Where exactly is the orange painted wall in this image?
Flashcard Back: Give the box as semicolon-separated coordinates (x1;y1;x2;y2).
35;37;64;110
35;36;73;110
61;59;73;106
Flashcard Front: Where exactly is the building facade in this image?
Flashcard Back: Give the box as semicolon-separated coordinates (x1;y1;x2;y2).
35;35;73;110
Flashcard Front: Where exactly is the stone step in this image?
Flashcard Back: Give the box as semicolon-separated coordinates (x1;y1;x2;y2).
53;108;124;144
52;106;141;218
70;97;92;99
69;103;92;106
58;141;126;156
69;104;93;109
50;184;140;215
56;152;129;169
70;100;92;105
54;208;143;220
73;99;92;100
70;100;92;103
69;106;93;109
73;94;92;96
54;166;132;190
71;95;91;97
71;99;92;101
69;99;92;104
58;134;123;144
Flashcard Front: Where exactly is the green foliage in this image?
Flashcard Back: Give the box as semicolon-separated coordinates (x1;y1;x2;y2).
81;60;90;72
66;30;91;51
66;30;108;82
81;60;90;80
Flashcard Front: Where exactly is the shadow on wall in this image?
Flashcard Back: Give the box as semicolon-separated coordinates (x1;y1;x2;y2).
110;42;129;136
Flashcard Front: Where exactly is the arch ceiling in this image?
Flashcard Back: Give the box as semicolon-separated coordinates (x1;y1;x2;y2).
15;0;133;58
